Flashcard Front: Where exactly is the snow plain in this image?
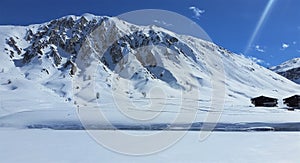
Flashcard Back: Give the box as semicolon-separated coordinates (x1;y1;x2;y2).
1;129;300;163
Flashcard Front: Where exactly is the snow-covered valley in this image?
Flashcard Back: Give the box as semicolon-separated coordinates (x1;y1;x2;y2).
1;14;300;162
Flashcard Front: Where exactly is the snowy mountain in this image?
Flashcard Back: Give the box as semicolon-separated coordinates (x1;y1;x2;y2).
270;58;300;84
1;14;300;127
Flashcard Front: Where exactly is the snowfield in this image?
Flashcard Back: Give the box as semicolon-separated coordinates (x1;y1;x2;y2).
1;129;300;163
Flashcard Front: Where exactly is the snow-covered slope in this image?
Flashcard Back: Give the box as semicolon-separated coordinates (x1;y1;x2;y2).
270;58;300;84
1;14;300;127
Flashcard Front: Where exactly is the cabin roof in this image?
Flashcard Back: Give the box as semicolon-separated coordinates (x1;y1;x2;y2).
283;95;300;100
251;95;278;101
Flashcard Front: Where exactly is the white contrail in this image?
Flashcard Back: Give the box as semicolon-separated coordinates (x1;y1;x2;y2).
244;0;277;55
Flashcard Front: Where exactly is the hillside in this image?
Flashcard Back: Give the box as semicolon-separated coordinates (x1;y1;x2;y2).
1;14;300;127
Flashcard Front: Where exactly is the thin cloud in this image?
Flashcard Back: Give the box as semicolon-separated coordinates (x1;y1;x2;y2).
189;6;205;19
255;45;265;53
153;20;173;27
281;43;289;50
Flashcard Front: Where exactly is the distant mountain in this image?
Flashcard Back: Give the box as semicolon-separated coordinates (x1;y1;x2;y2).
0;13;300;118
270;58;300;84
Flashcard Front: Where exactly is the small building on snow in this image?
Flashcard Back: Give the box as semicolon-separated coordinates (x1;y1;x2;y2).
283;95;300;108
251;96;278;107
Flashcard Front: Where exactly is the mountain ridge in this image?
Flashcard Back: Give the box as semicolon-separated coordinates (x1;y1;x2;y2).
270;58;300;84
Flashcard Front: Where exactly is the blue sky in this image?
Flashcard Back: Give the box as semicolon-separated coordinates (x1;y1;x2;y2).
1;0;299;67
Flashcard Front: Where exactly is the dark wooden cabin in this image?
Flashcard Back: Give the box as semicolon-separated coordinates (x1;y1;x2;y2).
251;96;278;107
283;95;300;108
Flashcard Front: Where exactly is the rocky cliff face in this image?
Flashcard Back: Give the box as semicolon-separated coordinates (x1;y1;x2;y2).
4;14;193;79
278;68;300;84
8;15;108;75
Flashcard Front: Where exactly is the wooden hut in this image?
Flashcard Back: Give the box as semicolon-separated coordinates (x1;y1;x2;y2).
283;95;300;108
251;96;278;107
